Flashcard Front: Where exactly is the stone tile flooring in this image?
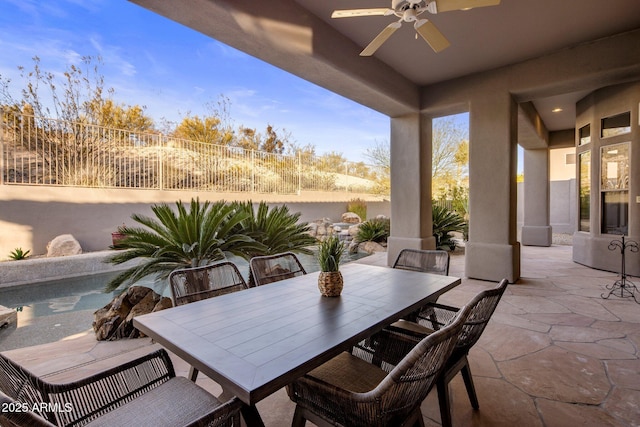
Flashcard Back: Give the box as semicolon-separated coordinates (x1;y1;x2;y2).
3;245;639;426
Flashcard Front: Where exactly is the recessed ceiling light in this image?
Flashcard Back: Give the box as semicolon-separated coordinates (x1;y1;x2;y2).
552;108;563;113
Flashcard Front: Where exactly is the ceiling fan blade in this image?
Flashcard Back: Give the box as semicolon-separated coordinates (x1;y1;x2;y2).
414;20;450;52
360;22;401;56
331;8;392;18
434;0;501;13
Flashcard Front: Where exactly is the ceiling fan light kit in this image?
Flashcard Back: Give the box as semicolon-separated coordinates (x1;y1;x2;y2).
331;0;501;56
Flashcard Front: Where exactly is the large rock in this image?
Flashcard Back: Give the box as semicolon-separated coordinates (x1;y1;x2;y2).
358;241;387;254
341;212;361;224
46;234;82;257
93;286;172;341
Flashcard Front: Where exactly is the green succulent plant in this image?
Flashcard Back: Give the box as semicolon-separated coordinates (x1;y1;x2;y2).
8;247;30;260
355;218;390;244
317;236;346;272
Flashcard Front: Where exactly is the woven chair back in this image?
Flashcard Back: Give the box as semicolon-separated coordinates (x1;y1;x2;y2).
0;355;48;423
169;261;248;306
249;252;307;286
393;249;450;276
351;304;472;426
456;279;508;351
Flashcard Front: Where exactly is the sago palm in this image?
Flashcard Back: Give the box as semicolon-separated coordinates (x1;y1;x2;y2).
432;204;467;250
231;201;316;256
231;201;317;287
105;198;266;292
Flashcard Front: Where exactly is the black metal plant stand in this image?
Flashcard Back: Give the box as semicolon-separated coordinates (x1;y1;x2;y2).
601;235;639;304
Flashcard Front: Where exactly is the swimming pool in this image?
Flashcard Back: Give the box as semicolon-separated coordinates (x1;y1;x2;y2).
0;251;368;351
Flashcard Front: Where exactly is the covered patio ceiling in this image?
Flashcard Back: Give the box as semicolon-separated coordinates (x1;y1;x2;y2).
131;0;640;134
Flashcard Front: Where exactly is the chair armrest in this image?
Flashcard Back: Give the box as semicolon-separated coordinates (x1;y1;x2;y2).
415;302;460;330
38;349;175;426
352;327;423;372
184;396;243;427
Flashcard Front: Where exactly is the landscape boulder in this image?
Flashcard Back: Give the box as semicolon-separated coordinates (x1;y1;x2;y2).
93;286;173;341
46;234;82;257
358;241;387;254
341;212;361;224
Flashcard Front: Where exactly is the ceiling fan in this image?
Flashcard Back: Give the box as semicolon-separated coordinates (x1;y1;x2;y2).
331;0;501;56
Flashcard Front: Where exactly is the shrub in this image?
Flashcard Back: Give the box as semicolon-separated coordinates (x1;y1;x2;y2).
105;198;266;292
347;198;367;221
432;205;467;250
355;218;390;244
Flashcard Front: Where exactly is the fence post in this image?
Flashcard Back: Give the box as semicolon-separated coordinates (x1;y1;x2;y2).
251;149;255;193
297;151;302;195
158;134;164;190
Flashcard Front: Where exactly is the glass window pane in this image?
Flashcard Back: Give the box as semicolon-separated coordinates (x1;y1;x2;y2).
579;124;591;145
601;191;629;235
601;142;629;190
578;151;590;232
601;112;631;138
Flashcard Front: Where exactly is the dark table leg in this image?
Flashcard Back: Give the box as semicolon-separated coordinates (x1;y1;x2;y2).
240;404;266;427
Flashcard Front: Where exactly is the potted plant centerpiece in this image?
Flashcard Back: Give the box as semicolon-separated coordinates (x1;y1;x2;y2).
317;236;346;297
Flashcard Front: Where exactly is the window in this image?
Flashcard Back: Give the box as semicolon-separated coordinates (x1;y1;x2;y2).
600;142;629;235
601;112;631;138
579;124;591;145
578;151;590;232
601;143;630;190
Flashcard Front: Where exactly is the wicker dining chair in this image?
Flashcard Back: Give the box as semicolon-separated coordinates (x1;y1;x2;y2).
286;303;472;427
169;261;248;381
393;249;450;276
0;348;242;427
390;279;509;427
169;261;248;307
249;252;307;287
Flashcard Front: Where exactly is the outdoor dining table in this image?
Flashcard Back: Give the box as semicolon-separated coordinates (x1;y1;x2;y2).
134;262;461;427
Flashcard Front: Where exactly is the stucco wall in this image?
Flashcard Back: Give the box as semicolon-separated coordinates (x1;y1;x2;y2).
517;179;576;236
0;186;389;257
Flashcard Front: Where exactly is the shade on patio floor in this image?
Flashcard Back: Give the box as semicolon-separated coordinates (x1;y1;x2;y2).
3;245;639;426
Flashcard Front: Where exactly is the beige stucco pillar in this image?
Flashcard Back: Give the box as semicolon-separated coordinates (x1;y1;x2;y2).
387;113;436;265
521;148;553;246
465;92;521;282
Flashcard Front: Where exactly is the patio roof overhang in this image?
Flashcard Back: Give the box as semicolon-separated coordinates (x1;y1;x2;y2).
129;0;640;132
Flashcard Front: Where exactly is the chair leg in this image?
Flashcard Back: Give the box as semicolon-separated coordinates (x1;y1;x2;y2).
436;377;452;427
291;406;307;427
188;366;199;382
412;410;426;427
460;359;479;409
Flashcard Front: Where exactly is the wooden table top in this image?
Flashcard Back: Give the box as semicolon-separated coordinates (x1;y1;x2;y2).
134;263;461;405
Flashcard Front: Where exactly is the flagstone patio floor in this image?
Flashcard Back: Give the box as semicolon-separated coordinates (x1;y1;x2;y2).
3;245;639;426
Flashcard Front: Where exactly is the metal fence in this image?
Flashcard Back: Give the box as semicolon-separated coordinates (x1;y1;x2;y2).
1;111;383;195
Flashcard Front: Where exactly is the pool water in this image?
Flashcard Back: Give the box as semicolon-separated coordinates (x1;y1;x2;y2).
0;272;162;317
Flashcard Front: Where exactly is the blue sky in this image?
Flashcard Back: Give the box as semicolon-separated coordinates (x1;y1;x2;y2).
0;0;390;162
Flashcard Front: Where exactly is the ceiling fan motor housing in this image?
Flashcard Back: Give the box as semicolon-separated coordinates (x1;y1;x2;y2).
392;0;426;12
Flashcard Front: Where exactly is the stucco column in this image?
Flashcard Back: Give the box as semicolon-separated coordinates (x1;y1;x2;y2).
465;93;521;282
387;113;436;265
521;148;552;246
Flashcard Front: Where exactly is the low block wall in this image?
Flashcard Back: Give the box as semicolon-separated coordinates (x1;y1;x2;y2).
0;185;390;258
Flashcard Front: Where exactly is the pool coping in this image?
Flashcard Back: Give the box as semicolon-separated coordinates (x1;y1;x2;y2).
0;250;139;289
